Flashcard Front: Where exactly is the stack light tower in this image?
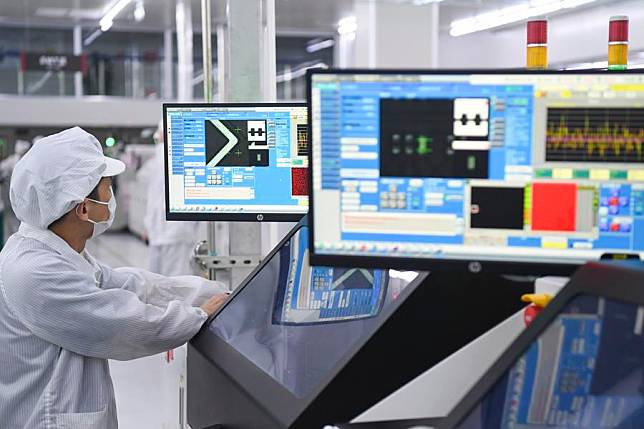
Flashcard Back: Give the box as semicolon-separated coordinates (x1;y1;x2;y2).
527;19;548;70
608;16;629;71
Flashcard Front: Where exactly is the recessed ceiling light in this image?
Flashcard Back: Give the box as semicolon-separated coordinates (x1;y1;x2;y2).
338;16;357;36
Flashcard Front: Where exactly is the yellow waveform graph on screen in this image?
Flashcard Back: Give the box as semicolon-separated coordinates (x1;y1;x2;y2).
545;107;644;163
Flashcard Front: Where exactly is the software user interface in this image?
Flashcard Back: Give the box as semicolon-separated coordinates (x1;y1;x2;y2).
454;294;644;428
166;105;308;215
311;72;644;264
209;226;417;398
274;226;387;324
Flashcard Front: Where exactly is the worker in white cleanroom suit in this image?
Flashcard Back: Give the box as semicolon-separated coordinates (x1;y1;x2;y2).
0;127;228;429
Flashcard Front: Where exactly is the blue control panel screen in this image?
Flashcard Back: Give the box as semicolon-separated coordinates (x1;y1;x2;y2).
454;294;644;429
165;104;308;218
310;72;644;267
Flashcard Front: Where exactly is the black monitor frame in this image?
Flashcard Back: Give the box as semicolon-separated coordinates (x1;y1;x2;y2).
306;68;644;275
163;102;308;222
437;260;644;429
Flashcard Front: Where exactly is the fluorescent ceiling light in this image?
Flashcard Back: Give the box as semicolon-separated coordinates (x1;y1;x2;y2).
450;0;597;37
412;0;443;5
69;8;104;20
99;0;132;32
134;1;146;22
84;28;103;46
35;7;69;18
277;62;328;83
338;16;357;36
306;38;335;53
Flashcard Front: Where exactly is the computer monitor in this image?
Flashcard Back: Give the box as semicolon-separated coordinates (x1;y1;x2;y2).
439;261;644;429
308;70;644;274
163;103;308;221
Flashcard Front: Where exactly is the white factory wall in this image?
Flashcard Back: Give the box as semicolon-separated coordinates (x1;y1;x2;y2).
0;96;162;127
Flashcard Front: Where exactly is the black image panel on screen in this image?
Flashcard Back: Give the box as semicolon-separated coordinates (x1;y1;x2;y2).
546;107;644;163
379;98;490;179
470;186;525;230
205;119;269;168
297;124;308;157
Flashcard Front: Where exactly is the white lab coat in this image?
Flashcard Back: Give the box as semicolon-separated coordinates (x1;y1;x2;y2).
144;144;200;275
0;223;226;429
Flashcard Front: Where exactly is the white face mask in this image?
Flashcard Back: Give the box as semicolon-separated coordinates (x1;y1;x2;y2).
84;187;116;238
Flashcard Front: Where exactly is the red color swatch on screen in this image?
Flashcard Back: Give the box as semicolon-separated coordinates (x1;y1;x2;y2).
291;168;308;196
531;183;577;232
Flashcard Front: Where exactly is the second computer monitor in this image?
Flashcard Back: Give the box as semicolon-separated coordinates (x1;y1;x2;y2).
164;103;308;221
308;70;644;274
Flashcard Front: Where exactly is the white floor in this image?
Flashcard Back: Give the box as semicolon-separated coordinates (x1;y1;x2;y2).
89;232;185;429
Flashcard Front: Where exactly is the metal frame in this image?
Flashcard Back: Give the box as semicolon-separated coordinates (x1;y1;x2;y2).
162;101;308;222
306;68;644;276
193;254;262;270
437;260;644;429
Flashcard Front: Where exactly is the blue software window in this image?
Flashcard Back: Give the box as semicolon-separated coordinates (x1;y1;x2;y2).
453;294;644;429
166;104;308;218
310;72;644;266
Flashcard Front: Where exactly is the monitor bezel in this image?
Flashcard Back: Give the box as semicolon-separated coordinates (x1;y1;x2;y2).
437;260;644;429
163;102;308;222
306;68;644;275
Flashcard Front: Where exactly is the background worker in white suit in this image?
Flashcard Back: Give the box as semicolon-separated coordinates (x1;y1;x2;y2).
144;120;201;276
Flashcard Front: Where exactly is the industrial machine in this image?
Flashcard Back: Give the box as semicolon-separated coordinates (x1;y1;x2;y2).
183;68;644;428
187;217;529;429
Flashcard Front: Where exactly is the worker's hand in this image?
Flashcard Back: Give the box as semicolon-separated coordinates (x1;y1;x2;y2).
200;293;228;317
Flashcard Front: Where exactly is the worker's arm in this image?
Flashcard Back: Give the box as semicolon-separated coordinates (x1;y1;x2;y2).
101;263;228;308
3;255;211;361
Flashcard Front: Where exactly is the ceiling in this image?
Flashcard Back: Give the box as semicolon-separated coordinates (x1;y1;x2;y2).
0;0;346;34
0;0;611;36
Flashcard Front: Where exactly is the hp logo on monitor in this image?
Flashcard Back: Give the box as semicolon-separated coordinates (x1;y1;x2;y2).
468;261;482;274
